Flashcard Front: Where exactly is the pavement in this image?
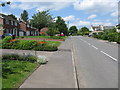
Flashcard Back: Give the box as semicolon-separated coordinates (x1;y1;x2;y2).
19;37;76;88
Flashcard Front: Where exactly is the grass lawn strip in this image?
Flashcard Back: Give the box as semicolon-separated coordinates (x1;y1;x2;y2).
21;40;61;47
2;60;39;88
21;36;67;40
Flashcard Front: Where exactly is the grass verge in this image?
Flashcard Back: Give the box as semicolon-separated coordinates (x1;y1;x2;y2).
19;36;67;40
2;60;39;88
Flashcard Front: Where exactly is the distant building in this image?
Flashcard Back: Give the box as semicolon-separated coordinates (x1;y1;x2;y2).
91;25;115;31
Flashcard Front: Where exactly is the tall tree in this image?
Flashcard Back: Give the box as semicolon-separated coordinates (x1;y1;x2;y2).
69;26;78;35
21;10;29;22
30;10;53;33
55;16;68;36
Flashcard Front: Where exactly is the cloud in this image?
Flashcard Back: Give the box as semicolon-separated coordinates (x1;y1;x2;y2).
2;0;76;2
10;2;71;11
111;10;118;17
73;0;118;14
88;14;97;19
69;19;114;29
63;15;76;21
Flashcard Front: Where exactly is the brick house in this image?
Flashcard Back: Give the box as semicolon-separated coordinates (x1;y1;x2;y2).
0;13;19;36
19;20;39;36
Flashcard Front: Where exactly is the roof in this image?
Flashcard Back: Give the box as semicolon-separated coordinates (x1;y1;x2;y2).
0;13;18;22
40;27;48;32
104;26;115;30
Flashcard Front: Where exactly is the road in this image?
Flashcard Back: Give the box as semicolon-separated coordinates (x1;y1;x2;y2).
71;36;118;88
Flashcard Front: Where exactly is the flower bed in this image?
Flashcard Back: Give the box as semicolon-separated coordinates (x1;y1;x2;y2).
2;36;58;51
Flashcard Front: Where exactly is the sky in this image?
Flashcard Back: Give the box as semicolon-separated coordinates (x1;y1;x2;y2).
0;0;119;30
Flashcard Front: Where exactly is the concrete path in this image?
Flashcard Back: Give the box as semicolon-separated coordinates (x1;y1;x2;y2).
19;37;76;88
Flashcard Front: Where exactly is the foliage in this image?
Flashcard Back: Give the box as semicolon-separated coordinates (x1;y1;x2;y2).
69;26;78;35
47;27;56;36
1;1;10;7
2;36;12;43
2;37;58;51
21;10;29;22
30;10;53;31
78;27;90;35
92;28;120;43
55;16;69;36
2;53;38;63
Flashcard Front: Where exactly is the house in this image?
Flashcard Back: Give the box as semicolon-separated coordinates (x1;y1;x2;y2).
40;27;48;35
0;13;19;36
91;25;116;32
91;25;104;31
19;20;39;36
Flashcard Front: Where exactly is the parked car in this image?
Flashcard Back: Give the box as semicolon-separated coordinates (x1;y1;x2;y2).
2;33;16;39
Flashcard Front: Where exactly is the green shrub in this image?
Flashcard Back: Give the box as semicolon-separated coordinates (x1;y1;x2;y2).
21;36;24;38
92;33;98;38
2;53;37;63
107;33;117;42
2;39;58;51
2;36;12;43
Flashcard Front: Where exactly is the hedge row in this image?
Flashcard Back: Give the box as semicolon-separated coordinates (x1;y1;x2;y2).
92;31;120;44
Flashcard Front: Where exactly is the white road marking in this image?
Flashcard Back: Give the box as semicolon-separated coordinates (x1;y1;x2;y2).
88;43;91;45
91;45;98;50
100;51;118;61
79;37;118;62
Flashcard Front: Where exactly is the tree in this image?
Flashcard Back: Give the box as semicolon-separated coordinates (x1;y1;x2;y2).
21;10;29;22
8;14;17;20
55;16;68;36
30;10;53;33
79;27;90;35
69;26;78;35
0;1;10;7
47;27;56;36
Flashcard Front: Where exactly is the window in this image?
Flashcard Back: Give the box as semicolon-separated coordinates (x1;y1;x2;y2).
13;21;15;25
11;21;13;25
9;20;11;25
5;19;9;24
15;22;17;26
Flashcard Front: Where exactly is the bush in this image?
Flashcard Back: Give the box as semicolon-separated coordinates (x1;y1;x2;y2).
2;36;12;43
107;33;117;42
2;53;37;63
21;36;24;38
2;39;58;51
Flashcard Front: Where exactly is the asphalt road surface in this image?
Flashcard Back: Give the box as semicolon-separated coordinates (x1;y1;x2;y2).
71;36;118;88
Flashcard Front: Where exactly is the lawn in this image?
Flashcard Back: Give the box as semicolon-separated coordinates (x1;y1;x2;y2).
19;36;67;40
2;60;39;88
21;40;62;47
